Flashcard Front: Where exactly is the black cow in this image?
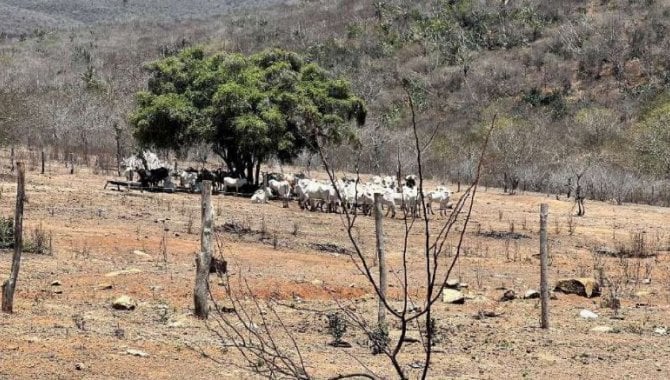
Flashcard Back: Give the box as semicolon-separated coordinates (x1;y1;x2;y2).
137;167;170;188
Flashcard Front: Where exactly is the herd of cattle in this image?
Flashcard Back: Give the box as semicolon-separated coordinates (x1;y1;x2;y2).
121;157;452;218
251;173;454;218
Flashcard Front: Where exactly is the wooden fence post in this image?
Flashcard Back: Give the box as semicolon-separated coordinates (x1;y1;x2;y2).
2;162;26;313
41;151;45;174
194;180;213;319
10;147;15;173
374;193;386;325
540;203;549;329
69;153;74;175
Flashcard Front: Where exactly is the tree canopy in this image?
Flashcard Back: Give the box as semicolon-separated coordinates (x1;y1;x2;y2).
130;48;367;184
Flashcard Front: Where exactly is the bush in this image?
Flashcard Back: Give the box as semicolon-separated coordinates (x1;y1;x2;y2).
0;216;13;249
24;223;52;255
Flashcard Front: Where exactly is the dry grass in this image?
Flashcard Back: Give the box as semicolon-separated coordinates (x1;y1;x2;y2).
0;160;669;378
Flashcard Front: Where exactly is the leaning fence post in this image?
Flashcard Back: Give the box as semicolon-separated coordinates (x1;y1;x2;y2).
374;193;386;325
540;203;549;329
2;162;26;313
194;180;213;319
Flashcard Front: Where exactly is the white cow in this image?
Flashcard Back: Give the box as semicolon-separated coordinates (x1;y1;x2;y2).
223;177;247;194
251;187;273;204
426;186;452;216
269;179;291;208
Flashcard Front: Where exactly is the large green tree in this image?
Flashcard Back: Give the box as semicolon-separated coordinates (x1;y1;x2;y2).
130;48;366;184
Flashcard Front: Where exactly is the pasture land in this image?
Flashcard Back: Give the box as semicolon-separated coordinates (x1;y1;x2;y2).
1;158;670;379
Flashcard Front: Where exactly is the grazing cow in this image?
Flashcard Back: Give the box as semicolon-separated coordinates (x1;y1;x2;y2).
426;186;452;216
223;176;247;194
137;167;170;188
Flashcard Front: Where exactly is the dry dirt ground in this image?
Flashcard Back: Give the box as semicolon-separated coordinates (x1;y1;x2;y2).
1;155;670;379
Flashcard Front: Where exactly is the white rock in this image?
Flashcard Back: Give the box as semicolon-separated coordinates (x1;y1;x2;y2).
105;268;142;277
524;289;540;299
112;295;137;311
442;289;465;304
579;309;598;320
126;349;149;357
654;327;667;336
591;325;613;333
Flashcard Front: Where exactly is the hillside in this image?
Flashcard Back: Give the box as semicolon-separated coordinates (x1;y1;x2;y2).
1;0;670;204
0;0;286;37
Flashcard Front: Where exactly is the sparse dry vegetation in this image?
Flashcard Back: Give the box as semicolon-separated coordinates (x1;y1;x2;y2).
2;0;670;378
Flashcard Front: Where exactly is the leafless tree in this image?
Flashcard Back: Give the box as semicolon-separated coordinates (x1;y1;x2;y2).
202;79;495;379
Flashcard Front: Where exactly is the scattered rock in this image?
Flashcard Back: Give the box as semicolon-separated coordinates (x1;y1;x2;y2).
96;283;113;290
74;363;85;371
654;327;667;336
311;279;324;287
220;306;236;313
642;278;651;284
459;282;469;289
473;310;501;320
555;278;600;298
524;289;540;299
328;341;352;348
105;268;142;277
167;317;189;328
112;295;137;311
133;250;150;257
442;289;465;304
50;280;61;286
402;336;421;344
591;325;614;333
579;309;598;320
53;288;63;294
595;246;618;256
634;290;654;298
446;279;460;289
126;349;149;357
500;289;516;302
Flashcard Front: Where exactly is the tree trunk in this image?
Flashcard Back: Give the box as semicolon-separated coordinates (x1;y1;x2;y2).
246;160;254;183
114;124;122;176
2;162;25;313
255;161;261;186
194;180;213;319
374;193;386;326
539;203;549;329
